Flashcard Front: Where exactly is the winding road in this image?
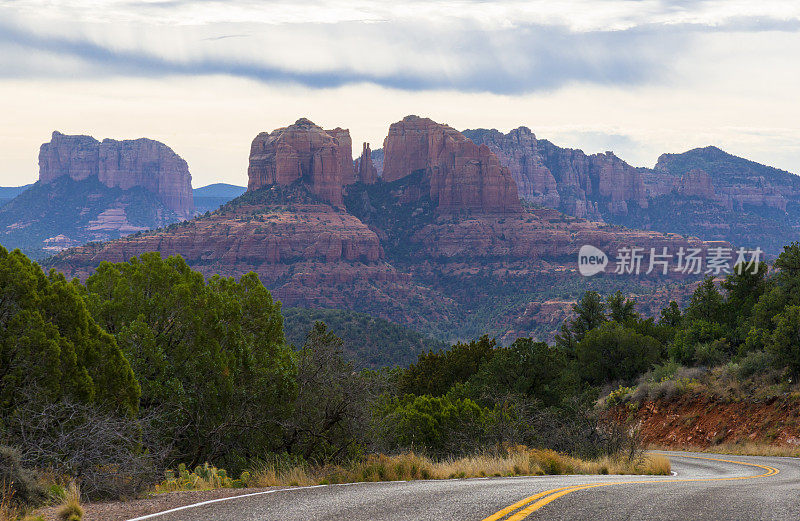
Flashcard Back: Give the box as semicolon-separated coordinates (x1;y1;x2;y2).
128;451;800;520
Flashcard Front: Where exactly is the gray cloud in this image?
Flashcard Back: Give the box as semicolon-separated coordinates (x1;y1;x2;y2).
0;12;796;94
0;19;681;94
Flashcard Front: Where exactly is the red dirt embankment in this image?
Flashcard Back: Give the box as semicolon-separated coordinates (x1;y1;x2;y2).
609;397;800;448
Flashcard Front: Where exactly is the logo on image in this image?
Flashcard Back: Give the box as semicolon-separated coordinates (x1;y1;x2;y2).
578;245;608;277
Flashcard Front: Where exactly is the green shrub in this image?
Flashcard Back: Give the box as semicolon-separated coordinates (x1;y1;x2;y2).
575;323;662;385
157;463;235;492
738;350;775;379
606;386;635;407
378;394;489;457
650;361;681;383
694;340;728;367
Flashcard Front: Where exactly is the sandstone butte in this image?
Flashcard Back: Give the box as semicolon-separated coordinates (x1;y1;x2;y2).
47;116;726;339
39;131;194;218
247;118;356;207
382;115;522;214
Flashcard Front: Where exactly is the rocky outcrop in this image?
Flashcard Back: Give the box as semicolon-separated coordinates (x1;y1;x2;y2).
675;169;715;198
247;118;355;206
463;127;647;218
39;131;194;218
355;143;379;184
382;116;521;214
468;128;800;220
39;133;99;183
327;127;357;186
52;202;382;271
609;397;800;448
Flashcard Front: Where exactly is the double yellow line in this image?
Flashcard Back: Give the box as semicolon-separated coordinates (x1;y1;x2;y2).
481;454;780;521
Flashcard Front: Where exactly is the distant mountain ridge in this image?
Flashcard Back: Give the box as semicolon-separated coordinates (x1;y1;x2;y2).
463;128;800;254
193;183;246;214
0;184;32;207
194;183;247;198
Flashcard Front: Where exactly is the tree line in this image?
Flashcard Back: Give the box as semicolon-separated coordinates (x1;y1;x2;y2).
3;242;799;503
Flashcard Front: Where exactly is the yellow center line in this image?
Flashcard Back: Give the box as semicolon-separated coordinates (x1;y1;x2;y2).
480;454;780;521
479;486;576;521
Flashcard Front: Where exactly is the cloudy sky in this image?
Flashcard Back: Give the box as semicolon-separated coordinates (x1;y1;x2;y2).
1;0;799;187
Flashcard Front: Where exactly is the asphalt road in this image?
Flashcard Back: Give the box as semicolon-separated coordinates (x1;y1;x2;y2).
129;451;800;521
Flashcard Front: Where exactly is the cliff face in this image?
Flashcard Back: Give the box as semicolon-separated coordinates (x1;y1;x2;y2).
465;129;800;254
459;128;559;208
39;131;194;218
383;116;522;214
463;127;646;218
247;118;355;206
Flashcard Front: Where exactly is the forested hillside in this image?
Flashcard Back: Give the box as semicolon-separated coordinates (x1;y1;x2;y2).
283;307;446;368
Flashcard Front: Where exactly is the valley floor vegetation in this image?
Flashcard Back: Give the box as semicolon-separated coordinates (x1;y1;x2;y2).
9;242;800;517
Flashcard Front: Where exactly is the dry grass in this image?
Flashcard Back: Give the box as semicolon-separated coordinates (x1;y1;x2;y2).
1;480;49;521
244;447;671;488
651;442;800;458
1;480;19;521
57;482;82;521
155;448;672;495
250;465;319;488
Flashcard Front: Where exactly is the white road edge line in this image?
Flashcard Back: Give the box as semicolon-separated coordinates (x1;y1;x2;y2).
125;485;328;521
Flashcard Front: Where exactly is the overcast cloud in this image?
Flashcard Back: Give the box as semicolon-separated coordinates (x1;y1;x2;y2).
0;0;799;186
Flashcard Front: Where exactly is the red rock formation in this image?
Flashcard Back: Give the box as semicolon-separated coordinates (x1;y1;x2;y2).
356;142;379;184
327;127;357;186
461;127;559;208
44;118;735;346
51;202;382;269
39;131;194;218
45;195;449;325
247;118;355;206
589;151;648;215
39;133;99;182
382;116;522;214
464;127;647;218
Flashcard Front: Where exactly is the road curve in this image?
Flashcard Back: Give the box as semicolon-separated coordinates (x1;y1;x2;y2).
129;451;800;521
